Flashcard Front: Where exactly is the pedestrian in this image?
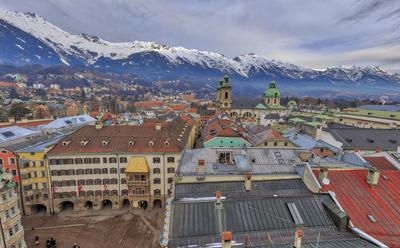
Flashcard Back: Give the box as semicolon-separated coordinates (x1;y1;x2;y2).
34;236;39;246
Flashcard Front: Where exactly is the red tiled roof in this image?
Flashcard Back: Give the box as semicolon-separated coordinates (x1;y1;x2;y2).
0;81;16;88
89;111;99;118
203;116;246;142
364;156;398;171
170;104;186;111
48;116;193;155
0;119;52;128
101;112;113;121
315;169;400;247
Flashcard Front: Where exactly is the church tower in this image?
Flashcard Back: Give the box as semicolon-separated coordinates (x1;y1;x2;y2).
264;80;281;106
216;75;232;111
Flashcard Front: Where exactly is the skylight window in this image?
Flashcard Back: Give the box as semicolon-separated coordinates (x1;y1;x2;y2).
65;120;72;125
287;203;304;225
367;214;377;223
1;131;15;138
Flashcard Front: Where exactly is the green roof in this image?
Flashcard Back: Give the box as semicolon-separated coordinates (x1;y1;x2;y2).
314;114;334;120
342;108;400;121
264;80;280;98
289;117;306;123
288;100;297;106
255;103;268;110
217;75;231;90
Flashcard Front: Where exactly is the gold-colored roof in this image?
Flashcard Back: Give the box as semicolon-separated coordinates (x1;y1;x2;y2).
126;157;149;173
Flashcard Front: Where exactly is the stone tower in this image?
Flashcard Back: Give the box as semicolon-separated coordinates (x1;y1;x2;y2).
264;80;281;106
216;75;232;111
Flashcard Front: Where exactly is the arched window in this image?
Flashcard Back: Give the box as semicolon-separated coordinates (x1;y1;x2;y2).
86;179;94;185
75;158;83;164
121;189;128;195
110;168;117;174
225;91;229;99
111;190;118;196
87;190;94;197
153;168;161;174
110;178;118;185
95;179;102;185
154;189;161;195
153;178;161;184
85;168;93;175
78;179;85;185
103;179;110;185
102;168;108;174
95;190;102;196
70;180;76;186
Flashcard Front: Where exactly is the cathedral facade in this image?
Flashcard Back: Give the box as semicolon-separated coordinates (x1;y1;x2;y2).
215;76;288;126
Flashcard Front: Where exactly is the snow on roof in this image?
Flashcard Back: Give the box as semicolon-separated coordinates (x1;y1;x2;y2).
40;114;96;130
0;126;40;143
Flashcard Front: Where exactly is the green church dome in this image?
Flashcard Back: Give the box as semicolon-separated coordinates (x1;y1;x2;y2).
288;100;297;106
217;75;231;89
264;80;280;98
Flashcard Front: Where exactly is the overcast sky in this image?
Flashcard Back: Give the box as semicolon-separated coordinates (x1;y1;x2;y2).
1;0;400;72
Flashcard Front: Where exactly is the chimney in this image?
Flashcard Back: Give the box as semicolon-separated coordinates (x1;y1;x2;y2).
367;166;380;187
156;122;162;131
314;125;322;140
318;168;328;183
221;231;232;248
245;172;252;191
293;229;303;248
198;159;205;174
95;121;103;129
215;191;222;206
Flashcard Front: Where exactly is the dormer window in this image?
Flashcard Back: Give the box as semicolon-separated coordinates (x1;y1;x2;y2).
165;140;170;147
128;140;135;146
149;140;154;147
81;140;89;147
389;139;397;144
102;140;110;147
345;138;352;143
62;140;71;146
367;138;374;143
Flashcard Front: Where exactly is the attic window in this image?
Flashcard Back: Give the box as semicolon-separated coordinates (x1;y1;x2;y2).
382;175;389;180
81;140;89;147
287;203;304;225
1;131;15;138
367;112;372;115
345;138;352;143
367;138;374;143
390;114;396;118
165;140;170;147
367;214;377;223
128;140;135;146
102;140;110;147
149;140;154;147
65;120;73;125
389;139;397;144
62;140;71;146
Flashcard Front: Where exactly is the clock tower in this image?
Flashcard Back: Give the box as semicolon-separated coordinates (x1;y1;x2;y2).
216;75;232;112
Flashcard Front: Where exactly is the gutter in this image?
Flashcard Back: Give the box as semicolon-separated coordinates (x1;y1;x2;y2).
327;191;388;248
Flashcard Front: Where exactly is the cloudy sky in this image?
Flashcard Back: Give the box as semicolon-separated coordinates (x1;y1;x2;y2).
1;0;400;72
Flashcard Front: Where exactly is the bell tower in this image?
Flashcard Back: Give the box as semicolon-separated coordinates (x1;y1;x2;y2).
264;80;281;106
216;75;232;111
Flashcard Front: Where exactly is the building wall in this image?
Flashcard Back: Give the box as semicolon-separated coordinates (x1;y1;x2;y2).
336;114;399;129
204;137;250;148
0;149;19;183
16;151;51;215
0;185;26;248
255;140;296;148
47;152;181;212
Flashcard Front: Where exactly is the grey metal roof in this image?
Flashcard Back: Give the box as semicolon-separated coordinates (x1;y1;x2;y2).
327;128;400;151
168;185;377;247
232;97;264;109
178;148;304;176
174;179;311;200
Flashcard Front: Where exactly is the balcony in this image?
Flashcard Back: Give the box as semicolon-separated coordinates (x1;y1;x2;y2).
127;180;149;186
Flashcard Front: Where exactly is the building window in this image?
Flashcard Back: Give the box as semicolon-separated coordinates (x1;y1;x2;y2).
153;178;161;184
218;152;232;164
167;167;175;173
103;179;110;185
274;142;278;147
120;168;126;173
11;170;16;176
153;157;161;163
120;157;127;163
168;178;173;184
284;142;288;147
85;169;93;174
42;182;47;189
153;168;161;174
78;179;85;185
86;179;94;185
5;210;9;218
94;168;101;174
41;171;46;177
102;168;108;174
95;190;102;196
75;158;83;164
110;168;117;174
121;178;126;184
9;158;15;164
93;158;100;164
95;179;102;185
111;178;118;184
109;157;117;163
103;157;107;163
84;158;92;164
11;206;15;215
133;187;144;195
154;189;161;195
76;169;84;175
167;157;175;163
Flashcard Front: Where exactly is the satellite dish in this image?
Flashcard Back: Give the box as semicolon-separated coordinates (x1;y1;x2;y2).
322;178;330;185
3;174;12;181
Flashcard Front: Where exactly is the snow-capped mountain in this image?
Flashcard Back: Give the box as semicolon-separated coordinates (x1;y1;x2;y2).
1;8;400;88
